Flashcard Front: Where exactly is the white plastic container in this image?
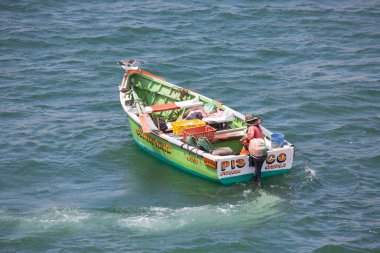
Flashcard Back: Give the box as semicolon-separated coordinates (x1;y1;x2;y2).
249;138;268;157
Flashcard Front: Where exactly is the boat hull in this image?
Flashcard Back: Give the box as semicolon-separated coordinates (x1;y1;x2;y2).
127;115;291;184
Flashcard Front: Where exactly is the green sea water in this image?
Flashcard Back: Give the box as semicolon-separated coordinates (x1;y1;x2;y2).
0;1;379;252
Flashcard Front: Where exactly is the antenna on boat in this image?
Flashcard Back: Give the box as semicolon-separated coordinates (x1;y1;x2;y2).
117;59;144;70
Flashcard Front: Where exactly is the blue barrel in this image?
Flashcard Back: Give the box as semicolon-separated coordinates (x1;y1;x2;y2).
271;133;284;148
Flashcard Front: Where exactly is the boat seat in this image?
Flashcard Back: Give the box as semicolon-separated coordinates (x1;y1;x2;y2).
145;98;203;113
203;114;235;124
213;131;245;142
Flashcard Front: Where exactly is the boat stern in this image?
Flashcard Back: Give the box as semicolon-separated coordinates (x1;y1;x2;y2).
216;145;295;184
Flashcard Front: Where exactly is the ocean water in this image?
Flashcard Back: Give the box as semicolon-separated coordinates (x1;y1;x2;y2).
1;0;379;252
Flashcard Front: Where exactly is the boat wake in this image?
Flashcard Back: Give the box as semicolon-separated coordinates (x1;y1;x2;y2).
304;163;317;181
1;191;284;239
118;190;283;234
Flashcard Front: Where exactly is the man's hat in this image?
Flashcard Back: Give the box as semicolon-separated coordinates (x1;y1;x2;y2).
245;114;263;124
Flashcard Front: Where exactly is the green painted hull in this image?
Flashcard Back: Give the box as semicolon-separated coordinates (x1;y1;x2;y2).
128;116;289;184
128;117;220;182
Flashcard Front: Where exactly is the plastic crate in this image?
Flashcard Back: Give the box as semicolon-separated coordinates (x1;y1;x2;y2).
172;119;206;135
182;125;216;141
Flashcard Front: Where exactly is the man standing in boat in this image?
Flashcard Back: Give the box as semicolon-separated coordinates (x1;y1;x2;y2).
240;115;264;154
240;115;267;183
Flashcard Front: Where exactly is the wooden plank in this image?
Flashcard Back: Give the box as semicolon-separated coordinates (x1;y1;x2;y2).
139;113;151;133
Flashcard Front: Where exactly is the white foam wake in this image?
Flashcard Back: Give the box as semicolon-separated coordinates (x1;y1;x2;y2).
118;191;283;233
304;163;317;181
3;192;283;237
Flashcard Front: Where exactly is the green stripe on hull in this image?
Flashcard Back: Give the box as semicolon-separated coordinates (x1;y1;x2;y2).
219;174;253;184
262;169;290;177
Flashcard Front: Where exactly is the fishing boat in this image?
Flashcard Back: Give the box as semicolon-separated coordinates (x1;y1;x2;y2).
118;60;295;184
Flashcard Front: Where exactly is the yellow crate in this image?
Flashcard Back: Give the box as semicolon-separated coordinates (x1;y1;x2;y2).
172;119;206;135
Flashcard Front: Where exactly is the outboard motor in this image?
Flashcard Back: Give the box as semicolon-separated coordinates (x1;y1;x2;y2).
248;138;268;183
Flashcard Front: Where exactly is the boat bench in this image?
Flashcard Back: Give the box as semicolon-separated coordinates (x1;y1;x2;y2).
202;114;235;124
144;99;203;113
129;98;203;115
